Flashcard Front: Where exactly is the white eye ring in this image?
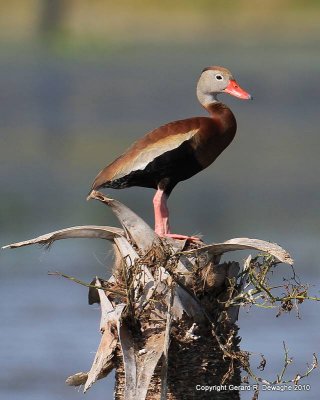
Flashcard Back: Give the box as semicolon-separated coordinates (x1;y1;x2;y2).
215;74;223;81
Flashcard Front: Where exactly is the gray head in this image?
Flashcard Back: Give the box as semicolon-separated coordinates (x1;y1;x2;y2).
197;66;252;107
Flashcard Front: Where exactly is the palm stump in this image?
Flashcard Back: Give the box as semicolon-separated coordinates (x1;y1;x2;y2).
4;190;293;400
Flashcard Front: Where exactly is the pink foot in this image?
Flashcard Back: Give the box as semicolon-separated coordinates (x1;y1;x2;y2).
163;233;202;242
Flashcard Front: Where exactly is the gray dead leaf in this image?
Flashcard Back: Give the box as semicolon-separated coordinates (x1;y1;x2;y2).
136;280;156;314
84;324;118;392
84;304;125;392
65;372;88;386
114;236;154;293
95;278;115;331
114;236;139;264
136;332;166;400
118;319;166;400
118;320;137;399
183;237;293;265
88;190;161;253
2;225;123;249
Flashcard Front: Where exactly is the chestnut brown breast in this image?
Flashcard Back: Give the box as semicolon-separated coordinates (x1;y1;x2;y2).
91;103;236;196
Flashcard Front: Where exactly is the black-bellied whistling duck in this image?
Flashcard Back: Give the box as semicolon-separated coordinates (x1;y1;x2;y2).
89;66;252;240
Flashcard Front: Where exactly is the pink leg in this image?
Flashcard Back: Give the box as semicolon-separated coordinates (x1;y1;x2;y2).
153;188;170;236
153;188;202;242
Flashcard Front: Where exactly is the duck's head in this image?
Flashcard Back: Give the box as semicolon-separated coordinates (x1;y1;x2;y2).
197;66;252;108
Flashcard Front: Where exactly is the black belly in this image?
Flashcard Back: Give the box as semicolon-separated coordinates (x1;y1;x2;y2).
106;140;203;195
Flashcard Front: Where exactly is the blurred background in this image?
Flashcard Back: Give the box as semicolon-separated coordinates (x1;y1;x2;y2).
1;0;319;399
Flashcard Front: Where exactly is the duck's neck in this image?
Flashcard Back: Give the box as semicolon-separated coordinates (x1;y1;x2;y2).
203;102;237;139
196;90;219;109
204;101;232;118
197;87;234;119
197;90;226;116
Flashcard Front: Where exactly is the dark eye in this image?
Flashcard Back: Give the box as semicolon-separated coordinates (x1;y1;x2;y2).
215;74;223;80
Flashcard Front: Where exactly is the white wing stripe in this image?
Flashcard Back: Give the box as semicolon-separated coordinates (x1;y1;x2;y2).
112;129;198;180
